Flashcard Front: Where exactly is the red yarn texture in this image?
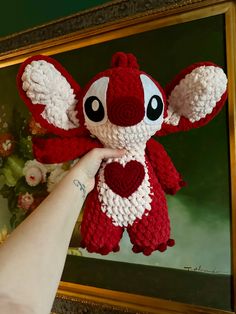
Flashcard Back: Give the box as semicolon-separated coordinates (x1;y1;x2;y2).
104;161;145;197
127;158;176;256
32;136;102;163
107;67;145;127
111;52;139;69
146;138;185;194
81;183;124;255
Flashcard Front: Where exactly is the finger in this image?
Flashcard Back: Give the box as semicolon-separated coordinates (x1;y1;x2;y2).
93;148;126;161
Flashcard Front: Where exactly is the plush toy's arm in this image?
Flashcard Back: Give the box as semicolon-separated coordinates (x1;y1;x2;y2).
33;136;102;163
146;138;185;195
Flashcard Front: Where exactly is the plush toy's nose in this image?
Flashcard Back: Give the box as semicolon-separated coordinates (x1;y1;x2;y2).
108;96;144;127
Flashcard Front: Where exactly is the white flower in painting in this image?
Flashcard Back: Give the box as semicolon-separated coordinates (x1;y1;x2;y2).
2;139;12;151
23;159;47;186
43;162;63;173
47;166;68;192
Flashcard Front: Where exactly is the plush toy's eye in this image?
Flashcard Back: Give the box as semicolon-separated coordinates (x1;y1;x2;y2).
83;77;108;126
84;96;105;122
147;95;163;121
140;74;164;126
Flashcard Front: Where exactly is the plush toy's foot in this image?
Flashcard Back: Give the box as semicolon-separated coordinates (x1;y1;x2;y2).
80;231;122;255
167;238;175;247
81;241;120;255
99;244;120;255
80;190;124;255
127;175;174;255
157;239;175;252
132;238;175;256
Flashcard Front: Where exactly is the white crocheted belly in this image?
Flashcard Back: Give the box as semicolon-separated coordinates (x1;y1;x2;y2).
97;155;153;227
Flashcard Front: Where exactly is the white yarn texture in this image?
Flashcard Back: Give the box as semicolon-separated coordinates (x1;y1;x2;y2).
21;60;79;130
98;149;152;227
90;120;158;227
165;65;227;126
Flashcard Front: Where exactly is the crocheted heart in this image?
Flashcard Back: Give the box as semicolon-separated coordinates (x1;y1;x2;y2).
104;160;145;198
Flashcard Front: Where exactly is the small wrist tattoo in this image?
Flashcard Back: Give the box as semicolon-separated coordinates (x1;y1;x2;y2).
73;179;86;199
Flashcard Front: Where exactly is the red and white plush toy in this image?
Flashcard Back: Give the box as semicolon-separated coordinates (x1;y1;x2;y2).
17;52;227;255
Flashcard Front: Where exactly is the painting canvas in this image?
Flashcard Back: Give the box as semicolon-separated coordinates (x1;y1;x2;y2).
60;15;230;275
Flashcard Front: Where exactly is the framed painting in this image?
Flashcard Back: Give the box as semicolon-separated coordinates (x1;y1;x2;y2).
0;0;235;313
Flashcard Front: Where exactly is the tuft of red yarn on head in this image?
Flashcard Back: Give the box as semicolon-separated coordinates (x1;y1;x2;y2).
111;52;139;69
108;52;144;126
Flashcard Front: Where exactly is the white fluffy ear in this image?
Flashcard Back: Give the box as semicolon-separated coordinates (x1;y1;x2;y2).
17;55;82;136
159;62;228;135
166;65;227;125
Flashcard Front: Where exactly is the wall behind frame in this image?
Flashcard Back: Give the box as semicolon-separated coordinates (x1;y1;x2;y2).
0;0;111;37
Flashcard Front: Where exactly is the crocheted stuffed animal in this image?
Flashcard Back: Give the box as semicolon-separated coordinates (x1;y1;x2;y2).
17;52;227;255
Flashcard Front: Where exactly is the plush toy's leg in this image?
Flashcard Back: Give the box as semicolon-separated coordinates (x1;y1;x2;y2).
127;178;175;256
80;188;124;255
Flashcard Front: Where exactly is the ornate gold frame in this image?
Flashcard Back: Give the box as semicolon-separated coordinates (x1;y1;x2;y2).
1;0;235;313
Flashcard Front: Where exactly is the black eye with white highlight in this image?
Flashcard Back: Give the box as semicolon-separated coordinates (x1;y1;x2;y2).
84;96;105;122
83;77;109;126
140;74;164;126
146;95;163;121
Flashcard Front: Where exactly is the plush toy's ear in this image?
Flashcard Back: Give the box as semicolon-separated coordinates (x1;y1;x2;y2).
157;62;228;136
17;55;86;137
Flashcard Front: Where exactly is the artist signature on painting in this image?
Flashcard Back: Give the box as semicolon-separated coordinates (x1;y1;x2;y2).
184;265;220;274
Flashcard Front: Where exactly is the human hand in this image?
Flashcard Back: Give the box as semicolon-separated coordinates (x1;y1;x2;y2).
71;148;125;195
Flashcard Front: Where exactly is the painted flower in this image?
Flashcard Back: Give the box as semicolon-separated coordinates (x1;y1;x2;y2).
0;133;15;157
0;226;9;244
47;166;68;192
23;159;47;186
17;192;34;211
44;162;63;173
29;116;48;135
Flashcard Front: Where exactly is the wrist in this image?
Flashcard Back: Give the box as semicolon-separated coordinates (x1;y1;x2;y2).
68;167;91;198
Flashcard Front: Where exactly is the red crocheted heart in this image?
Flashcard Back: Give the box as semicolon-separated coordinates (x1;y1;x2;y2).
104;161;145;198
